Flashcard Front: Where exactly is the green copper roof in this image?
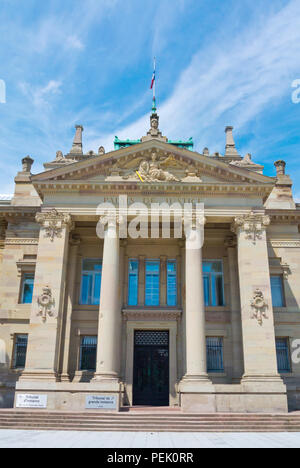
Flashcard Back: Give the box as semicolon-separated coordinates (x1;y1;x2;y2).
114;136;194;151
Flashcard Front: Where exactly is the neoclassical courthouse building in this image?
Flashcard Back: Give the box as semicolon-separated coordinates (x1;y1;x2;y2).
0;109;300;414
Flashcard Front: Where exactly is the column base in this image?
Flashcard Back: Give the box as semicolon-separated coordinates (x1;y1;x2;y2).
179;375;216;413
59;373;71;383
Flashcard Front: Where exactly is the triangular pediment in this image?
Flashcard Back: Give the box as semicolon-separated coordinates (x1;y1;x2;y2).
32;139;275;193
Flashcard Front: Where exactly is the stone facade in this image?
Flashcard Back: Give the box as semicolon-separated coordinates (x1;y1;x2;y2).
0;113;300;413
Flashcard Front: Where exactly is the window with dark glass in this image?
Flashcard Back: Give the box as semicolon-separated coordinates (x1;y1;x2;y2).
128;259;139;306
13;334;28;369
79;336;97;371
276;338;291;373
145;260;160;306
167;260;177;306
271;275;285;307
203;261;225;306
20;273;34;304
206;337;224;373
80;259;102;305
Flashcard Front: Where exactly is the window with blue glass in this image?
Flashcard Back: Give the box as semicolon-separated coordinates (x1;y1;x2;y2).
271;275;285;307
207;337;224;373
79;336;97;371
203;261;225;306
276;338;291;373
128;259;139;306
80;259;102;305
145;260;160;306
20;274;34;304
167;260;177;306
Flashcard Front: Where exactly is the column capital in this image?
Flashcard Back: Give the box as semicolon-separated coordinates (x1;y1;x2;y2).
231;212;270;242
69;233;81;247
224;235;237;249
36;209;74;242
0;217;6;241
183;214;206;231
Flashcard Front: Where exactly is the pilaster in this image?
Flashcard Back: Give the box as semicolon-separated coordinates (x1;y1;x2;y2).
225;236;244;382
17;210;74;383
59;234;81;382
232;212;287;411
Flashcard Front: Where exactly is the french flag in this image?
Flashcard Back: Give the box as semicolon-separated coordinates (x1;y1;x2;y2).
150;69;155;90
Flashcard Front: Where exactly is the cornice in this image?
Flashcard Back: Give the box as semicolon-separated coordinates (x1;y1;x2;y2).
5;238;39;245
33;181;273;199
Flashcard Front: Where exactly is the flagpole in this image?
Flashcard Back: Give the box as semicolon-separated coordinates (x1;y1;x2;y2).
152;57;156;113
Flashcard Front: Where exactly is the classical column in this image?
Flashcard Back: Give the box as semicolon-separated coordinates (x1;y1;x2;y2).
19;210;74;381
93;217;121;382
182;219;210;382
225;236;244;382
179;218;215;412
59;234;81;382
232;212;287;411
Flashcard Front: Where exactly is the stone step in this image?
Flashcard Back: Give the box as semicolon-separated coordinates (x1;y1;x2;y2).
0;415;300;422
0;424;299;433
0;411;299;432
1;410;300;419
1;417;299;425
1;417;300;425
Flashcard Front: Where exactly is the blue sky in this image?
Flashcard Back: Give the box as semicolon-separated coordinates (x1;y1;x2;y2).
1;0;300;199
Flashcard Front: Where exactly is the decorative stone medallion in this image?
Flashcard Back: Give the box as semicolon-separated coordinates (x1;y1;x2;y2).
251;289;268;325
37;286;55;323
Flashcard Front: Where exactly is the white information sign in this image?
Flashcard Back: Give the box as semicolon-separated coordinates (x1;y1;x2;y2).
86;395;117;410
16;394;48;409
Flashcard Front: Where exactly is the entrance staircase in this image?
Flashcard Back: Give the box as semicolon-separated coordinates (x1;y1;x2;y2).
0;408;300;432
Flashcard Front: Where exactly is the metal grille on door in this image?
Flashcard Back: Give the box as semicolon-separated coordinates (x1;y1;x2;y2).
135;331;169;346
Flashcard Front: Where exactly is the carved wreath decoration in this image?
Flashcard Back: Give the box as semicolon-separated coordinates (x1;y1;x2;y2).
37;286;55;323
251;289;268;325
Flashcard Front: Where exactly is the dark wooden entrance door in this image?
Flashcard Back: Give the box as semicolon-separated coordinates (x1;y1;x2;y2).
133;331;169;406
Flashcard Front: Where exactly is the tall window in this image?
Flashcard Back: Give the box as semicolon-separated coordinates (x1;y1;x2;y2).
276;338;291;373
203;261;224;306
128;259;139;306
207;337;224;373
271;275;285;307
80;336;97;371
20;274;34;304
13;335;28;369
80;259;102;305
145;260;160;306
167;260;177;306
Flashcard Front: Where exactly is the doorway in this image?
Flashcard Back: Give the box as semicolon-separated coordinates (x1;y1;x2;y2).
133;330;169;406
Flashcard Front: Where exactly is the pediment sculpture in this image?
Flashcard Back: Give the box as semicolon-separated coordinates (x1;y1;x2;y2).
123;153;180;182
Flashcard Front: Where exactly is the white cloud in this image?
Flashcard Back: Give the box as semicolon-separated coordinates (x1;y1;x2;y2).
65;35;84;51
89;0;300;155
19;80;62;108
